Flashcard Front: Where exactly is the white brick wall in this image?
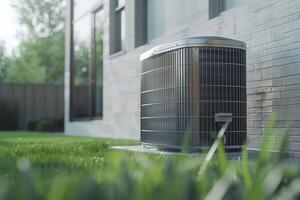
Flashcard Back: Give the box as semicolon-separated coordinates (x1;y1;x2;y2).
65;0;300;156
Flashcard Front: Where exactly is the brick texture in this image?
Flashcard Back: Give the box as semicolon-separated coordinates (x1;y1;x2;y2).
65;0;300;156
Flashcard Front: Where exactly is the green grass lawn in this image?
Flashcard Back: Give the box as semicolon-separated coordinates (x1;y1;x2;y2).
0;131;299;200
0;131;192;199
0;131;138;176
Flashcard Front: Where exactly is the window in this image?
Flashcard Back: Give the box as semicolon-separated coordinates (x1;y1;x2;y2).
72;15;91;119
71;2;104;120
209;0;225;19
147;0;165;41
92;9;104;117
135;0;147;47
209;0;246;19
110;0;126;54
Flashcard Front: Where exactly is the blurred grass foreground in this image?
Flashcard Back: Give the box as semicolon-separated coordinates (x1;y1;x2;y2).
0;121;300;200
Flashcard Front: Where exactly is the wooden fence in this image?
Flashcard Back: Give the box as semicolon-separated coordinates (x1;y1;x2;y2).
0;83;64;130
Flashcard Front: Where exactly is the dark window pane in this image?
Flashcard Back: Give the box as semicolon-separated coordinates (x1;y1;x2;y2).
110;0;125;54
72;15;91;119
94;10;104;117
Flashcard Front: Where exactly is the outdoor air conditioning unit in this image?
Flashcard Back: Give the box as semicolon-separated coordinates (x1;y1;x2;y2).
140;36;246;151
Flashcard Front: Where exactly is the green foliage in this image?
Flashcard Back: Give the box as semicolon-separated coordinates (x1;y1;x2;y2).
27;117;64;132
3;0;65;84
13;0;65;39
217;141;227;176
0;42;10;82
0;117;299;200
4;54;46;84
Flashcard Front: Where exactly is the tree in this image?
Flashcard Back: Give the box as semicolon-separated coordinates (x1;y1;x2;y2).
4;50;46;84
13;0;65;39
0;42;9;81
4;0;66;84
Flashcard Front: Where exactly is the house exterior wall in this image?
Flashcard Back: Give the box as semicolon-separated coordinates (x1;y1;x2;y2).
65;0;300;156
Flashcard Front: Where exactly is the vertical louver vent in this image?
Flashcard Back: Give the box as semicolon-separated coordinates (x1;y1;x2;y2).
140;37;246;151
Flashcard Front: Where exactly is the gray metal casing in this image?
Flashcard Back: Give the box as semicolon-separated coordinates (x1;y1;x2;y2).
140;37;247;150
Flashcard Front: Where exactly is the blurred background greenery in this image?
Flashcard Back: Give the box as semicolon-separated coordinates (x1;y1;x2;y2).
0;0;65;85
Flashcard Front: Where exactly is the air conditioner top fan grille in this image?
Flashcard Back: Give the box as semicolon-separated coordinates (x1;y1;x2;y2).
140;36;246;61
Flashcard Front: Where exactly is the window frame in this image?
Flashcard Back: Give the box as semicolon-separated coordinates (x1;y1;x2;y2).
91;6;104;120
209;0;225;19
109;0;126;55
70;0;104;121
134;0;147;48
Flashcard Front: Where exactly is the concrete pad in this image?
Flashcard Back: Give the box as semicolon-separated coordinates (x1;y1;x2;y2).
111;145;300;165
110;145;242;159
